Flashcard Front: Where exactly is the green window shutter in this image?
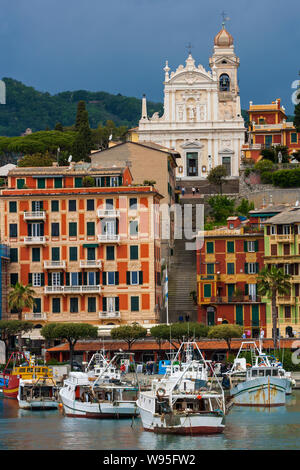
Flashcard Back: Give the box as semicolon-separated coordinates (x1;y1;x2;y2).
69;222;77;236
244;263;248;274
28;273;32;285
33;298;41;314
37;178;45;189
245;284;249;295
207;264;214;275
252;304;259;327
131;296;139;312
51;200;59;211
227;263;235;274
54;178;62;188
17;179;25;189
139;271;143;285
69;247;77;261
115;297;119;311
75;177;82;188
52;298;60;313
204;284;211;298
88;297;96;313
87;247;95;260
102;297;107;312
126;272;130;285
244;241;248;252
96;272;100;285
52;247;60;261
83;272;87;285
32;248;40;262
101;177;105;187
130;246;138;260
206;242;214;254
236;305;243;326
9;201;17;213
106;246;115;260
118;176;122;186
256;262;259;274
41;273;45;286
102;272;107;285
115;272;119;286
65;273;70;286
227;241;234;253
10;248;18;263
87;222;95;236
255;240;259;252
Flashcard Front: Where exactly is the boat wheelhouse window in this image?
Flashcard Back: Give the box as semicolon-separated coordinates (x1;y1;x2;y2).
19;368;26;373
259;369;265;377
251;369;258;377
265;369;272;376
272;369;278;376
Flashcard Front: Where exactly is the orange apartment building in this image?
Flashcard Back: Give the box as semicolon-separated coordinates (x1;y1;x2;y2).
0;162;163;329
242;99;300;162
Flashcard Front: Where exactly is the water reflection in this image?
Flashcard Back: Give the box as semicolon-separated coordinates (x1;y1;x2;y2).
0;392;300;450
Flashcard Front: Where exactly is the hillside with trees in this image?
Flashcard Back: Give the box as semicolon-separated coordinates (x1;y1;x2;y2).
0;78;164;137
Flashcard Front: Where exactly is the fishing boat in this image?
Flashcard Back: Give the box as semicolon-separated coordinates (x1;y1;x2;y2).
59;353;139;418
228;341;288;407
17;375;59;410
137;342;226;435
0;352;54;399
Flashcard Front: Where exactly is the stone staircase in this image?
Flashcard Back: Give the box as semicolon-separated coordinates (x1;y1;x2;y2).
167;197;202;323
177;178;239;195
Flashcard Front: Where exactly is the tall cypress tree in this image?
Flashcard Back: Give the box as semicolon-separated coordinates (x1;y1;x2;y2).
75;100;87;130
72;110;94;162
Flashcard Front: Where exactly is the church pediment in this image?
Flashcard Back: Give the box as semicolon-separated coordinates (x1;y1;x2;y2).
181;140;204;149
218;147;234;154
213;56;237;66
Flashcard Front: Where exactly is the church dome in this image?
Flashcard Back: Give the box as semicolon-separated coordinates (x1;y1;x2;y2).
214;26;234;47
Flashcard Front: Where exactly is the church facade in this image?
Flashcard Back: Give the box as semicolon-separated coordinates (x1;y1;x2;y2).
137;25;245;180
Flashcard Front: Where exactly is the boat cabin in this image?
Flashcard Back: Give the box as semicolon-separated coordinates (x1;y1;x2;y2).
13;366;52;380
247;367;285;379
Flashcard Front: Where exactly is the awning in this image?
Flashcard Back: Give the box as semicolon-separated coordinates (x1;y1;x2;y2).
83;243;99;248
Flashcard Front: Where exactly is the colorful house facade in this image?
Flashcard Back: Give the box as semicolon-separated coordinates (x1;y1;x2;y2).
0;163;163;329
197;216;266;337
242;99;300;162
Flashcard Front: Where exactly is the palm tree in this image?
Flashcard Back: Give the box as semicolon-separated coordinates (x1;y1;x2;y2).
8;282;36;321
257;266;291;348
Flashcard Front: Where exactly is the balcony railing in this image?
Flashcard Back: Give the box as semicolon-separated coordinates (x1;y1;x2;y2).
24;313;47;320
99;311;120;319
209;295;261;303
44;285;101;294
23;211;46;221
80;260;102;269
277;296;296;305
270;234;294;243
24;236;46;244
97;234;120;242
97;209;120;218
44;260;66;269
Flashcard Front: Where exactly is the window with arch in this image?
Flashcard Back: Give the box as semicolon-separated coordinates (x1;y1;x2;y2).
219;74;230;92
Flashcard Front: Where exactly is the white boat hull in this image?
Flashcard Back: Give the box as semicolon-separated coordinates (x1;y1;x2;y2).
230;377;286;407
60;390;139;418
18;398;58;410
138;405;224;435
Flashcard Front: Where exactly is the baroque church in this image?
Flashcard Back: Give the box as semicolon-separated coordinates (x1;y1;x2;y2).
137;24;245;180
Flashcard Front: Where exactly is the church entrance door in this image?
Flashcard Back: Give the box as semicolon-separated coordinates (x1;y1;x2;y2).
187;152;198;177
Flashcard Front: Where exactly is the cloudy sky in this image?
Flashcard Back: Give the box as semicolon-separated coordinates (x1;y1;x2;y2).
2;0;299;113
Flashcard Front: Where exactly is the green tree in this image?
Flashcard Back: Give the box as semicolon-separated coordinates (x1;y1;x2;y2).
151;322;208;351
8;282;36;321
18;151;54;167
257;266;291;349
82;176;95;187
207;165;228;194
54;122;63;132
208;195;235;224
261;145;289;163
110;323;147;350
0;320;32;360
236;198;255;217
208;324;243;353
41;323;98;369
75;101;87;130
72;110;94;162
150;324;170;359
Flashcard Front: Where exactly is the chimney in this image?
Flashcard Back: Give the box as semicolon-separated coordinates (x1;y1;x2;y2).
269;194;273;206
141;94;148;120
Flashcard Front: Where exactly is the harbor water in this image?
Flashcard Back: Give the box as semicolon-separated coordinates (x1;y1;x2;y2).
1;392;300;450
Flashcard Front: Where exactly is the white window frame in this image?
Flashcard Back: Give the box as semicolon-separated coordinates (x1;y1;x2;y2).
248;263;256;274
33;273;41;287
283;225;290;235
88;271;96;286
284;264;290;275
110;177;118;187
248;284;257;301
271;225;276;235
107;297;116;313
52;272;61;286
248;241;255;252
71;272;79;286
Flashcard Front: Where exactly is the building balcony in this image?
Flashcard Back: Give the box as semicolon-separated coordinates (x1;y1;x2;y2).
23;211;46;221
80;260;102;269
24;313;47;321
24;236;46;245
44;285;101;294
270;234;294;243
97;209;120;218
44;260;66;269
276;296;296;305
99;311;121;319
97;234;120;243
209;295;261;304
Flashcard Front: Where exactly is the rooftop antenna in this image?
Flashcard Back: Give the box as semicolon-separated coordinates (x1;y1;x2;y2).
186;42;194;56
221;11;230;28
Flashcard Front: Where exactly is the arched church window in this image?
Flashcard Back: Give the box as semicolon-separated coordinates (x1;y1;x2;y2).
219;74;230;92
